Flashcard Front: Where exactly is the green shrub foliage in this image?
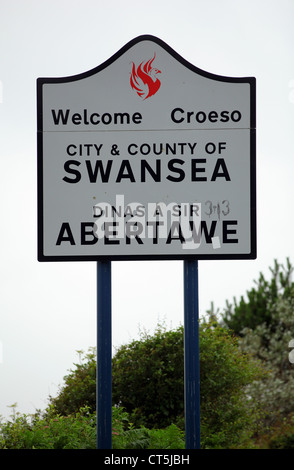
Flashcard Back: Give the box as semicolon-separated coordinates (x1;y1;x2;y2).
112;322;263;447
112;325;184;429
222;258;294;335
219;258;294;446
2;258;294;448
49;348;96;416
45;322;264;448
0;405;185;450
1;323;266;448
0;406;96;449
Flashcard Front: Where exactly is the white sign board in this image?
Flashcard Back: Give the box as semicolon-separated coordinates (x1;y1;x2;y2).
37;35;256;261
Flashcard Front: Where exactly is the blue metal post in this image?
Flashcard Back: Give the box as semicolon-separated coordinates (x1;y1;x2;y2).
183;259;201;449
97;260;112;449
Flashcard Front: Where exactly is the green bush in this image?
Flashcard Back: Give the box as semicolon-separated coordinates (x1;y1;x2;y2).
0;405;96;449
49;348;96;416
112;322;265;448
0;405;184;450
111;405;185;449
222;258;294;335
112;325;185;429
1;321;266;449
254;415;294;449
45;322;265;448
146;424;185;449
199;322;264;448
269;432;294;449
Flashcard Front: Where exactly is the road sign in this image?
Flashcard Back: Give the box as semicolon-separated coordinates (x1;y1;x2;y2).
37;35;256;261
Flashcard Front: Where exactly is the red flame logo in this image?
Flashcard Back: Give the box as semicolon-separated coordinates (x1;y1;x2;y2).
130;55;161;100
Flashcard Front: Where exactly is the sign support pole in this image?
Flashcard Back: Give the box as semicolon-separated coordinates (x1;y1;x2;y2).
97;260;112;449
184;259;201;449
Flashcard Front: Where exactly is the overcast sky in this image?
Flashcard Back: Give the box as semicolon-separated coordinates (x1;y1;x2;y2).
1;0;294;419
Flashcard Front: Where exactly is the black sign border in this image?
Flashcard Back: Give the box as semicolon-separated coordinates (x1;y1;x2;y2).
37;34;256;262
